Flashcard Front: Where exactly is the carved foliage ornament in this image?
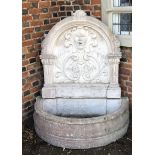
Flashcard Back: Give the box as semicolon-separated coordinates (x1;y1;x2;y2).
53;26;110;83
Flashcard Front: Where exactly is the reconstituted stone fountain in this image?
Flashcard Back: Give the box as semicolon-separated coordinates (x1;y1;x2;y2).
33;10;129;149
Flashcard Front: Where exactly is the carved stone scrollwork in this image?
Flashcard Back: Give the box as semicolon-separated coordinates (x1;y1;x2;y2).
64;54;99;82
52;26;110;83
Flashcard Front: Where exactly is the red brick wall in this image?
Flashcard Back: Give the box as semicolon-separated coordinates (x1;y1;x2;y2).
22;0;132;122
119;47;132;104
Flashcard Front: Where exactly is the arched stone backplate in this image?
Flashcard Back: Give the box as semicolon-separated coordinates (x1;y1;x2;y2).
40;10;122;98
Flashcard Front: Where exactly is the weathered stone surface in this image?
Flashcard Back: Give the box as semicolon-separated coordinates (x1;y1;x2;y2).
35;97;122;117
34;97;129;149
42;84;121;99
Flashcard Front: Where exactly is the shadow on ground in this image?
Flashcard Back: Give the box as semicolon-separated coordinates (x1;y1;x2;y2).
23;112;132;155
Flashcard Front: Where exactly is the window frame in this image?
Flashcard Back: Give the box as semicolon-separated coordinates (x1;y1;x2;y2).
101;0;132;47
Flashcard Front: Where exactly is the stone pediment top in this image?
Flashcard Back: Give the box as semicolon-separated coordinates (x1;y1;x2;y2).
73;10;87;17
41;10;121;56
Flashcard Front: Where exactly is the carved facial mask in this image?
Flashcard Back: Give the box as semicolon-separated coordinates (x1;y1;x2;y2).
73;28;88;50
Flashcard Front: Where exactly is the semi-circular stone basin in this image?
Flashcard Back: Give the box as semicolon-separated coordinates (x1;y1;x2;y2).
34;97;129;149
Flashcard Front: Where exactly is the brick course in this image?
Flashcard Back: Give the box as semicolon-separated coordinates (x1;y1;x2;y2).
22;0;132;123
119;47;132;103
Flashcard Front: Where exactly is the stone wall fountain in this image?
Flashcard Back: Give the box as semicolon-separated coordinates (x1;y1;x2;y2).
33;10;129;149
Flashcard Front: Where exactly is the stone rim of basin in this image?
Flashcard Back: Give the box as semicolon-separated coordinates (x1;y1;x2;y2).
34;97;128;124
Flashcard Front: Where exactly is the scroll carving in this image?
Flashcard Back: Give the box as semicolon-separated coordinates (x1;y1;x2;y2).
52;26;110;83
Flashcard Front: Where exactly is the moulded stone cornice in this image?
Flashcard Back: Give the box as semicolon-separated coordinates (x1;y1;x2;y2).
108;53;122;58
40;54;57;59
